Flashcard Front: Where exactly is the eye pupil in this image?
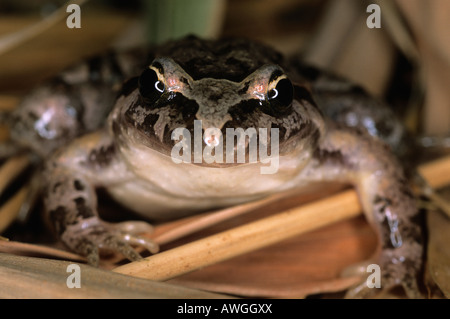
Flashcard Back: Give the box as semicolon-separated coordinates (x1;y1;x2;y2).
268;78;293;109
138;67;165;104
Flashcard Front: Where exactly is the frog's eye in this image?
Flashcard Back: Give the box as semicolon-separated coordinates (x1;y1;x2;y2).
267;77;294;114
268;78;294;110
138;67;165;104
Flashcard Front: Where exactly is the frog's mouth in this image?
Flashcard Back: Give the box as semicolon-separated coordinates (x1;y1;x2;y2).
119;111;320;171
119;119;280;168
168;121;282;168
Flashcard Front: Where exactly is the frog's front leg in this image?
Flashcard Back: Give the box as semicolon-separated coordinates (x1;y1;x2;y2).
305;127;423;298
43;131;158;266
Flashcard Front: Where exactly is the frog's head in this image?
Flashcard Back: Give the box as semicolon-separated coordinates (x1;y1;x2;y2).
112;43;325;173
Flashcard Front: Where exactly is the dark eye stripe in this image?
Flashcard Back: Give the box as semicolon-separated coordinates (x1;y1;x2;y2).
151;62;164;75
269;69;283;83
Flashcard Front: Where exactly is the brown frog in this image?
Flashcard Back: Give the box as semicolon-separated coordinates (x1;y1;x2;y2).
3;36;423;298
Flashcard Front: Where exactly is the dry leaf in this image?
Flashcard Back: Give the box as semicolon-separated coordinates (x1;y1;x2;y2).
169;216;377;298
0;253;229;298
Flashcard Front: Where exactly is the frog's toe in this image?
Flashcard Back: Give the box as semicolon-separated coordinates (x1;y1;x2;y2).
341;256;423;298
106;220;159;254
119;233;160;254
101;234;144;262
343;268;422;299
65;221;160;266
344;281;378;299
64;224;144;266
111;220;155;236
73;238;100;267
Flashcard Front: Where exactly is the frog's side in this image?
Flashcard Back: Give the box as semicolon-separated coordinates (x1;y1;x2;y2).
1;48;152;159
0;47;153;219
12;37;422;298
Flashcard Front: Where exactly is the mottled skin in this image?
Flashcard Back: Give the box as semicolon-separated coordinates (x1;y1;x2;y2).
1;48;151;159
7;37;423;298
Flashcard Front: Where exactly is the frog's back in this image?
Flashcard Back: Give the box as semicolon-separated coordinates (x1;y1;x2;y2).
152;36;286;82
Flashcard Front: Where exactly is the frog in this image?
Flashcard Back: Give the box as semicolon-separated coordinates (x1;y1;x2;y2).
5;36;423;298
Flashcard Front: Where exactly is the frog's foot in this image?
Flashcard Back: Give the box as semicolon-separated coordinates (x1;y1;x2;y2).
344;271;421;299
342;254;422;299
62;218;159;267
109;220;159;254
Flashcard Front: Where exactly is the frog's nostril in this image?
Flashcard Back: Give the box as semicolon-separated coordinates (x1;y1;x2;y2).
203;127;222;147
